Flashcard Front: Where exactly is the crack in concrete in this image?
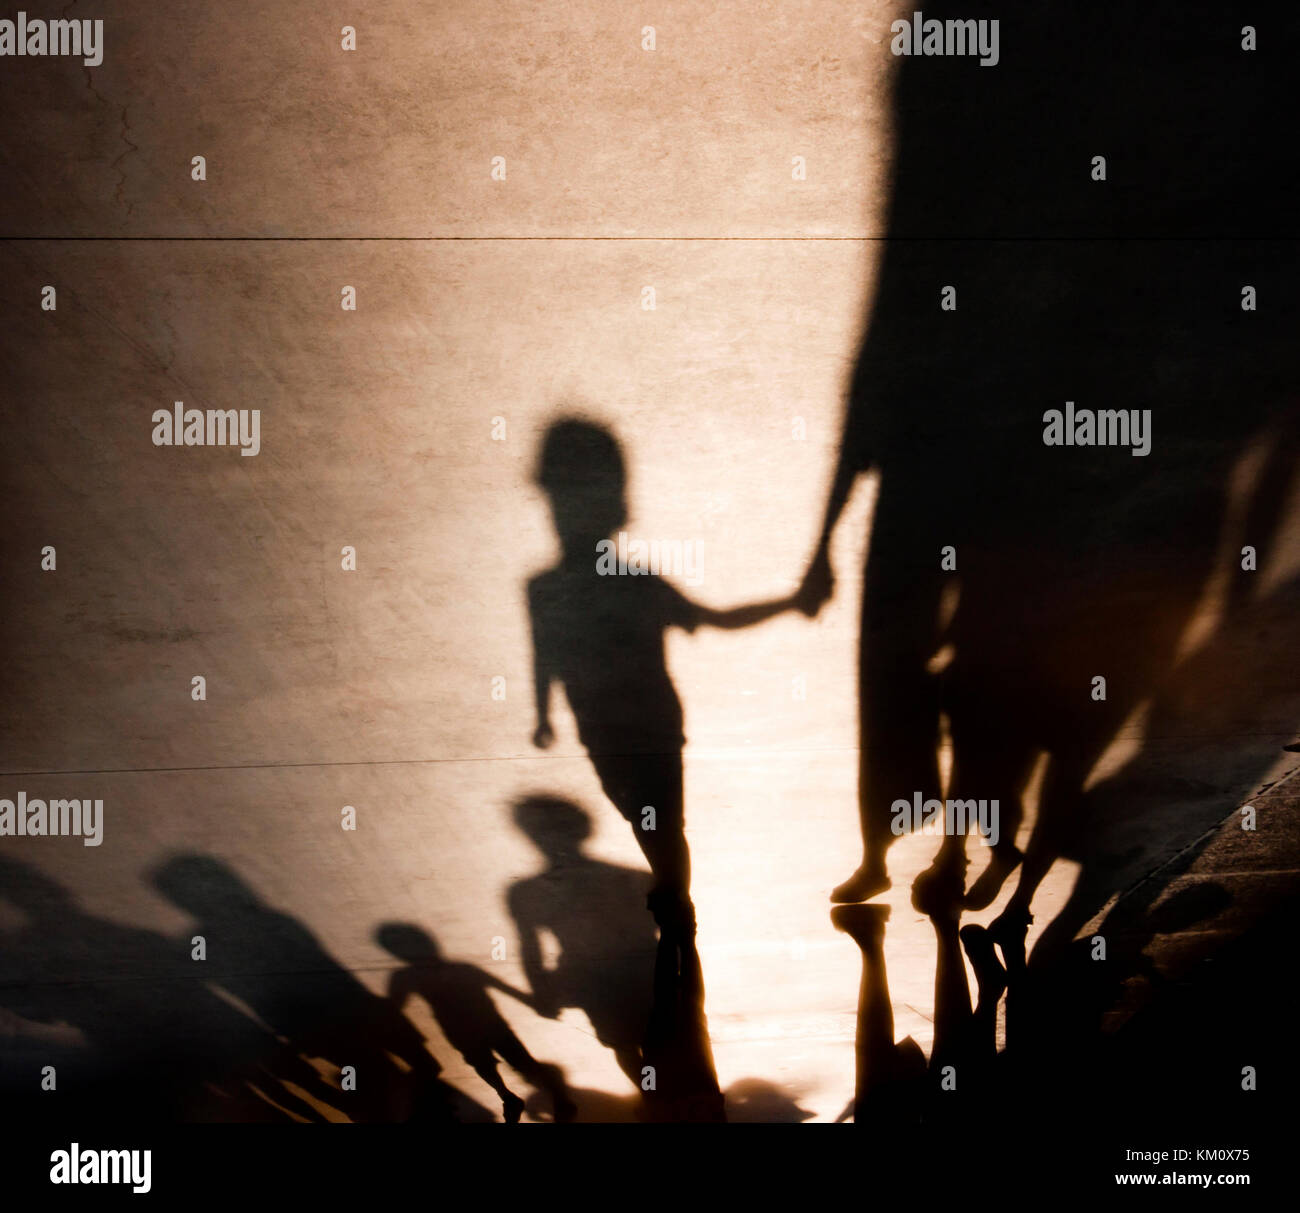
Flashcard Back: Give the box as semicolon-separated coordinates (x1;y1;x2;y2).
78;21;139;218
109;105;140;217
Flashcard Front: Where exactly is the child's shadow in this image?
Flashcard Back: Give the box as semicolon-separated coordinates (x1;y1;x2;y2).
528;416;795;915
376;923;575;1123
506;796;659;1087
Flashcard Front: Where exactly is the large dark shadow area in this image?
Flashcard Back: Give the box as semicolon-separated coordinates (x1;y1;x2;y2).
0;2;1296;1136
800;1;1299;1144
0;841;808;1124
0;853;498;1124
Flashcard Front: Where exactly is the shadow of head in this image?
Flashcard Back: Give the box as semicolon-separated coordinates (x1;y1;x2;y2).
724;1078;817;1124
535;417;626;553
150;854;260;916
0;856;72;916
513;795;593;861
375;922;443;965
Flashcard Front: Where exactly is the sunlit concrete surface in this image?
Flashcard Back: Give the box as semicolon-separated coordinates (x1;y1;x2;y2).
2;1;1298;1126
0;0;891;238
2;228;1295;1116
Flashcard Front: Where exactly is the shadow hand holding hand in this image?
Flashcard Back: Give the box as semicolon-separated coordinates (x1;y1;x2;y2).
532;722;555;750
795;542;835;617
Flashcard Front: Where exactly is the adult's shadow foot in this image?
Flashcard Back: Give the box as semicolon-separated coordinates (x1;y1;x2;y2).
960;923;1008;1002
830;867;891;905
987;905;1033;972
964;847;1023;910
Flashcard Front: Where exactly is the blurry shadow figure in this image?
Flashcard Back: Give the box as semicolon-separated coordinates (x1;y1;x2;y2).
508;796;659;1084
1036;586;1298;970
507;795;725;1120
0;857;326;1122
798;3;1297;931
526;418;797;1120
999;436;1300;1082
723;1078;817;1124
152;855;445;1122
376;922;575;1123
995;442;1300;963
529;417;794;933
1005;574;1300;1063
810;2;1297;1144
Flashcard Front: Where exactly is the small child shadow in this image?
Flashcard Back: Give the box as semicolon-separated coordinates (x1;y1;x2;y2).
528;416;800;911
376;923;575;1123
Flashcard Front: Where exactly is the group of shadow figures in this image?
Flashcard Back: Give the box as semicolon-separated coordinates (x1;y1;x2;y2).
2;5;1298;1127
0;832;732;1124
